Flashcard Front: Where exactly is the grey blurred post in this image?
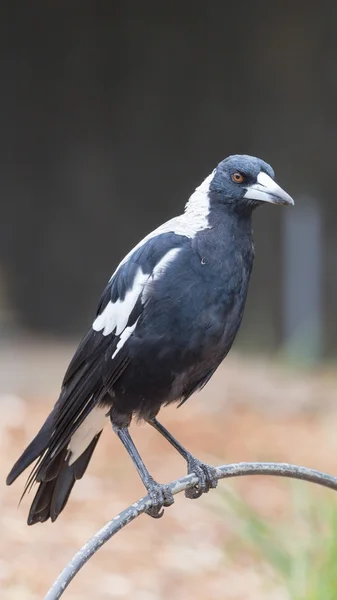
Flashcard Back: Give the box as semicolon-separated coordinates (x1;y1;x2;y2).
282;200;323;362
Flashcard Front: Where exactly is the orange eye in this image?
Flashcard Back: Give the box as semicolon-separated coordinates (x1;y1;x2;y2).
232;172;244;183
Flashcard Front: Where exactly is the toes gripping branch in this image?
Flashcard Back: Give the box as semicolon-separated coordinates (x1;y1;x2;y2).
112;419;218;518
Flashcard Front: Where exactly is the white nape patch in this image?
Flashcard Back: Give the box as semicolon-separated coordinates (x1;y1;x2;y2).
244;171;294;205
68;406;107;465
93;267;149;336
106;171;214;285
112;317;139;359
183;169;215;229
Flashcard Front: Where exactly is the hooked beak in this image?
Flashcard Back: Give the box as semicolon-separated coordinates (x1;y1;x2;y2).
244;171;294;206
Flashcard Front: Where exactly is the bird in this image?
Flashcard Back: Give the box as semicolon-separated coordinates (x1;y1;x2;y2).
6;154;294;524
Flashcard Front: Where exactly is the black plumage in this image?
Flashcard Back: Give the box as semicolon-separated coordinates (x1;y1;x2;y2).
6;154;294;523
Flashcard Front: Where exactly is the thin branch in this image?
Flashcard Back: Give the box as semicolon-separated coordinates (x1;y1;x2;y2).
45;461;337;600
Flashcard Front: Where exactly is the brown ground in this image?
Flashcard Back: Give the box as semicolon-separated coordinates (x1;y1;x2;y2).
1;340;337;599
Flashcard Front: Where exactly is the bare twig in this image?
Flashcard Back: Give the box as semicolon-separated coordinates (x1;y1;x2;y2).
45;461;337;599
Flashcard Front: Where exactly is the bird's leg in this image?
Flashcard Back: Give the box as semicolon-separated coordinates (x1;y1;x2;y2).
111;422;174;518
148;418;218;500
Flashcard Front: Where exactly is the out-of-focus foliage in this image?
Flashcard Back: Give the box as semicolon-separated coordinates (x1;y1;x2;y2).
211;484;337;600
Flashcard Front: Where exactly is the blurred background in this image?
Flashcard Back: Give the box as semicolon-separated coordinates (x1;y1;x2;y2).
1;2;337;599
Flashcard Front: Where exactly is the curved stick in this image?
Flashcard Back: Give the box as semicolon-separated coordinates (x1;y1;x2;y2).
45;462;337;599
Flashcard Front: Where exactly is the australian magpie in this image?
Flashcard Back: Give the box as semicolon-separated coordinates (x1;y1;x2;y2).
7;154;294;523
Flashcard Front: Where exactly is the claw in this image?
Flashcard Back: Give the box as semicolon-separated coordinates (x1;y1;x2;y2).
145;480;174;518
185;458;218;500
146;505;165;519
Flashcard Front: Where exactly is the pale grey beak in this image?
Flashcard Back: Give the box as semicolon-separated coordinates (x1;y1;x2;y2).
244;171;294;206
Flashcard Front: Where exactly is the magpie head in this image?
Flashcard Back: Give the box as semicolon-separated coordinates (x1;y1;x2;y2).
209;154;294;212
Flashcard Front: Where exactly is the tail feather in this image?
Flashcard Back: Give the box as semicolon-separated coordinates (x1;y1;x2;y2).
28;470;59;522
6;412;54;486
27;432;102;526
50;462;76;521
6;342;111;524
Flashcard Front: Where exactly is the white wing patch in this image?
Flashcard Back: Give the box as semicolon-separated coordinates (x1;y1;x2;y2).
151;247;181;280
111;318;140;359
94;248;182;359
93;267;150;336
110;248;182;357
68;405;108;465
142;247;181;304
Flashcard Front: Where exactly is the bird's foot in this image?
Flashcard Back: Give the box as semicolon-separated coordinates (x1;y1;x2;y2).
185;457;218;500
145;480;174;519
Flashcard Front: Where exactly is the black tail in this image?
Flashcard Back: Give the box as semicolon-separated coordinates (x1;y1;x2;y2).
6;326;118;525
6;412;101;525
26;433;101;525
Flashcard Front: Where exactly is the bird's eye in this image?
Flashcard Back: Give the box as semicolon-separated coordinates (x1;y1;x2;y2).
232;172;245;184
